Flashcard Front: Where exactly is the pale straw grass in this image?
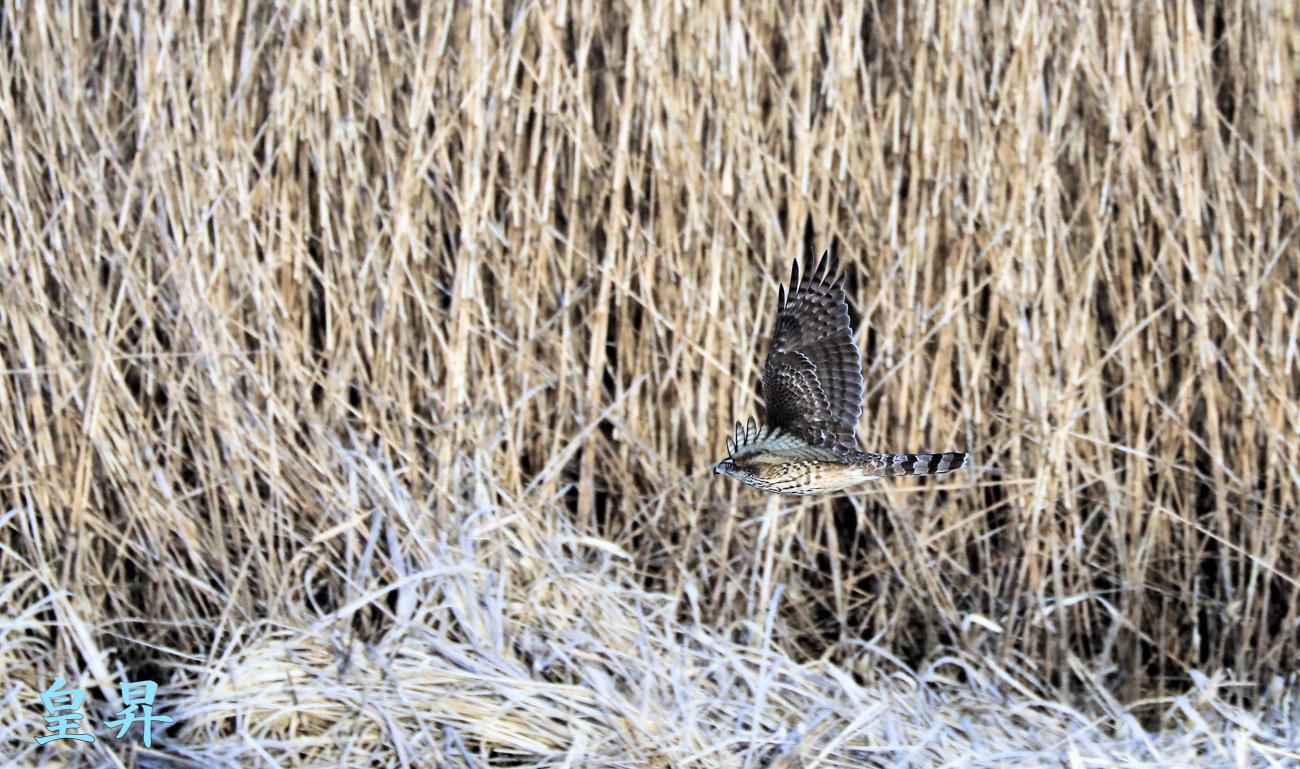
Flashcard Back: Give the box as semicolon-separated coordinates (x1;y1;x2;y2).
2;0;1299;766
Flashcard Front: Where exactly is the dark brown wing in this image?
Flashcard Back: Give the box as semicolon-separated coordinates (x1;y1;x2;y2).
761;252;863;449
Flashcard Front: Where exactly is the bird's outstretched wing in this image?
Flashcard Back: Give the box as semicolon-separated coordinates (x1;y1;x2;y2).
727;417;845;463
761;252;863;449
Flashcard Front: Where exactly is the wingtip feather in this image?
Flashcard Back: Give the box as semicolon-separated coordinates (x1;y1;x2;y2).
814;250;831;285
824;250;844;289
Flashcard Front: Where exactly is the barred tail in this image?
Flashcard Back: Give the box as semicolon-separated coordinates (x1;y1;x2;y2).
875;451;969;477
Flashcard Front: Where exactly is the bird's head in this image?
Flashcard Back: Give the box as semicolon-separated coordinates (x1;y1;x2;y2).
714;456;763;488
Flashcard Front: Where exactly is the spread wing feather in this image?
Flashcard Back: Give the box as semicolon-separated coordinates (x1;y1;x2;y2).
729;417;845;463
761;252;863;449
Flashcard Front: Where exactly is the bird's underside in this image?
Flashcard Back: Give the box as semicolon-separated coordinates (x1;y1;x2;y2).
716;419;968;495
714;253;968;495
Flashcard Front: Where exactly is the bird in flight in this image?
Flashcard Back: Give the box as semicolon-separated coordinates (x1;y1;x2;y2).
714;252;968;495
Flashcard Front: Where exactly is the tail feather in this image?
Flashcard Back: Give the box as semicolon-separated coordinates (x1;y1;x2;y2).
870;451;968;477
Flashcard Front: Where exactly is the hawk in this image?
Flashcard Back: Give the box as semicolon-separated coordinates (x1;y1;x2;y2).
713;252;968;495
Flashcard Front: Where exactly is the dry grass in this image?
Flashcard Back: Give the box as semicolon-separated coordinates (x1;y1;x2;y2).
2;0;1299;766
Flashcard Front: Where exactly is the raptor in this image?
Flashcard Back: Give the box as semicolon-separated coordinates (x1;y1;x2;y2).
714;252;968;494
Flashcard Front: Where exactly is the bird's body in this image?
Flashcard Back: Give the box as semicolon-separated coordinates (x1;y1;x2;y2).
714;253;968;495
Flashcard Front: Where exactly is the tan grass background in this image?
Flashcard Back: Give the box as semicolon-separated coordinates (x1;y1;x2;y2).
2;0;1299;766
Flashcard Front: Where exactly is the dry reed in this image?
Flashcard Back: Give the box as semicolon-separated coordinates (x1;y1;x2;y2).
2;0;1299;766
